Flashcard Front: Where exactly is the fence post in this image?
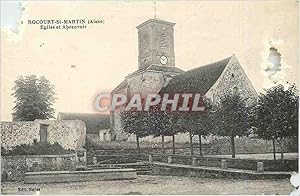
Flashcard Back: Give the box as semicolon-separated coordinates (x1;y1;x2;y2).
257;162;264;173
221;159;227;169
149;154;153;163
192;157;198;167
167;156;172;164
92;157;97;165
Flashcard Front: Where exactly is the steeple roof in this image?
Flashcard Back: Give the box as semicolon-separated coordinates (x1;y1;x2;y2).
136;18;175;29
127;65;183;78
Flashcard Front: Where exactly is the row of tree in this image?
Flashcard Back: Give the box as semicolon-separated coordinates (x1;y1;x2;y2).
121;84;298;162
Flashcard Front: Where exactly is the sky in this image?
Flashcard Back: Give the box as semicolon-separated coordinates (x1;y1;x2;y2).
1;1;299;121
1;1;24;33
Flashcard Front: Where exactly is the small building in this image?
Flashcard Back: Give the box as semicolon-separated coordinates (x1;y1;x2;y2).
99;129;112;141
57;112;110;134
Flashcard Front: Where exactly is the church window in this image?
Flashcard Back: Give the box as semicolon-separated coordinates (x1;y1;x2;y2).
143;34;150;51
232;86;239;95
32;161;39;168
159;33;168;49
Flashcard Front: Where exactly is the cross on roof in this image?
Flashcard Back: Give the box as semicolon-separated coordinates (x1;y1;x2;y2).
153;1;157;19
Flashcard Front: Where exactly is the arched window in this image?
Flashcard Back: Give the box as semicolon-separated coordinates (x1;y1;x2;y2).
232;86;239;95
143;34;150;52
159;34;168;49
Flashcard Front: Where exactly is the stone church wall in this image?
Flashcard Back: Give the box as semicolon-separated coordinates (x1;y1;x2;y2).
206;58;257;105
127;71;165;97
1;121;40;150
112;71;167;141
47;120;86;150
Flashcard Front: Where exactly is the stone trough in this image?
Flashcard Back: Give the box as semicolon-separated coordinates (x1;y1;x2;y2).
24;169;137;184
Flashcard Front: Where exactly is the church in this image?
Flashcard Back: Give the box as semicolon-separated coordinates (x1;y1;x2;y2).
110;18;257;142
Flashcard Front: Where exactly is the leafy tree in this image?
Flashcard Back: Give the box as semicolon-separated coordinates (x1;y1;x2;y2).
120;110;150;151
148;104;174;154
214;94;250;158
188;98;214;156
171;96;213;156
168;111;184;154
12;75;56;121
172;111;194;155
250;84;298;162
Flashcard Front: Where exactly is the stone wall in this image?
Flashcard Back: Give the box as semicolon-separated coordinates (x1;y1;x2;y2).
127;71;165;98
148;154;298;172
206;56;257;105
1;121;40;150
1;154;76;181
47;120;86;150
150;162;290;180
1;120;86;151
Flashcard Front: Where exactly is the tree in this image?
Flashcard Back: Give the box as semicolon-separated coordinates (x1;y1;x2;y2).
12;75;56;121
188;98;214;156
173;96;214;157
120;109;150;151
214;94;250;158
250;84;298;162
248;103;278;160
148;104;174;154
168;111;183;155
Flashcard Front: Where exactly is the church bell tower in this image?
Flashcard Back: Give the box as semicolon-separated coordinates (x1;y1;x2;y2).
137;19;175;69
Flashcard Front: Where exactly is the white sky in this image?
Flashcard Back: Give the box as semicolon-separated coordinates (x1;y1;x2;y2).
1;1;299;121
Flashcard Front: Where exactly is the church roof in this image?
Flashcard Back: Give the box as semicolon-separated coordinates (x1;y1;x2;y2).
112;65;184;94
127;65;184;78
111;79;128;93
57;112;110;134
136;19;175;29
147;65;183;74
160;56;232;94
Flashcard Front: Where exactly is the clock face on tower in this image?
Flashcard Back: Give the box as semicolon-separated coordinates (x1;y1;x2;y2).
160;55;168;65
137;20;175;69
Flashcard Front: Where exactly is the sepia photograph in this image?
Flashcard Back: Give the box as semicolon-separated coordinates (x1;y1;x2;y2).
0;0;299;195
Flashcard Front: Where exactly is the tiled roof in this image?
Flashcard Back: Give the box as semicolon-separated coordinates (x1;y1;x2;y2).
111;79;128;93
160;56;232;94
136;19;175;29
126;69;144;77
57;112;110;134
127;65;184;78
147;65;184;74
